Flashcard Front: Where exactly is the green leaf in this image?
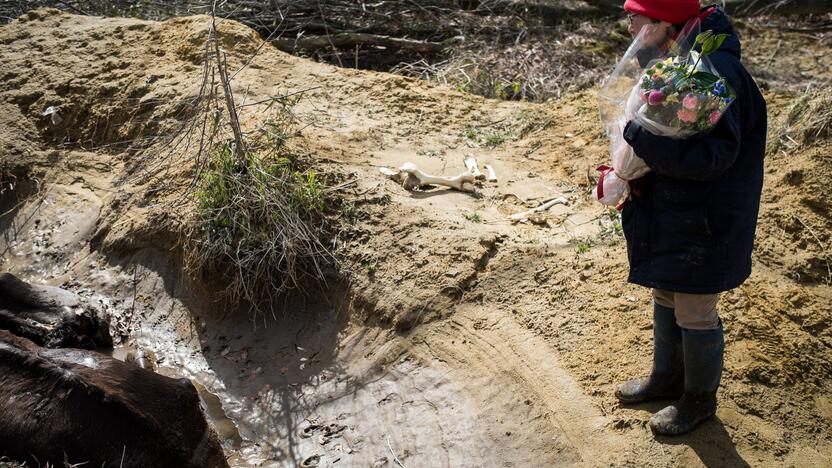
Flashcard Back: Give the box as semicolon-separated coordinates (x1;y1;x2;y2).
695;30;713;45
701;36;716;55
700;33;731;57
713;34;729;50
691;71;719;86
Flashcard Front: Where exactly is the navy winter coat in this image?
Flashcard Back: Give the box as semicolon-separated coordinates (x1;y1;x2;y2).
621;7;767;294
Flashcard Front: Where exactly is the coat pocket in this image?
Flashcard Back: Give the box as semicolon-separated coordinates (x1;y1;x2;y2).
654;201;713;241
622;197;651;265
651;178;714;242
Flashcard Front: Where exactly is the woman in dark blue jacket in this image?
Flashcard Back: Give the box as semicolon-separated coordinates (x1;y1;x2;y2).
615;0;767;435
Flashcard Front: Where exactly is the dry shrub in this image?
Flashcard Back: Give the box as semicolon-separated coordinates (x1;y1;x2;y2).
184;104;334;315
393;18;630;101
770;85;832;151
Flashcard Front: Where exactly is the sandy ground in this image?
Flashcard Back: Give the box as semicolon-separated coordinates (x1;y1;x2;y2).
1;9;830;467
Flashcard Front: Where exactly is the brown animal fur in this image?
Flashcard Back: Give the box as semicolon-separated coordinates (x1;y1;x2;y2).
0;330;228;468
0;272;112;349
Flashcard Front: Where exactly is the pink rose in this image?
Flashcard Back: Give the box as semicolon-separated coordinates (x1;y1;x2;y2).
709;111;722;125
648;90;666;105
640;91;649;103
677;108;698;123
683;93;698;110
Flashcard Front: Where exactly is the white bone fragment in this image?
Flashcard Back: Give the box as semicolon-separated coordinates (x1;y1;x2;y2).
42;106;62;125
484;164;497;182
463;155;486;180
379;167;399;177
380;163;477;193
501;192;528;204
508;197;568;223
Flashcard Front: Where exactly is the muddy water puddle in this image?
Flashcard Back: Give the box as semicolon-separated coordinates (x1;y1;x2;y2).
102;311;511;467
110;343;245;453
0;182;102;282
194;380;246;451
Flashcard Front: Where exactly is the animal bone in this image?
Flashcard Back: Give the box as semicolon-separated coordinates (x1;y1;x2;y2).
380;163;478;193
508;197;568;223
484;164;497;182
501;192;529;204
42;106;62;125
463;155;486;180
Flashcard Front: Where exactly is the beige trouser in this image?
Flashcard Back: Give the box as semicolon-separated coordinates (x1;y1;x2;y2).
652;289;720;330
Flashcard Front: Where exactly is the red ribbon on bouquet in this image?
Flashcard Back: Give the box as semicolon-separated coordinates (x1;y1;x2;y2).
595;165;626;211
596;165;613;200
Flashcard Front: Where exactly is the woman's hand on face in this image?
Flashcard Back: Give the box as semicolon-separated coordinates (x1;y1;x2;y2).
628;13;672;47
642;23;672;47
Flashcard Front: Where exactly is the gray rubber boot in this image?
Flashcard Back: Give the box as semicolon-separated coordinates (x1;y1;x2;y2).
649;321;724;435
616;302;684;403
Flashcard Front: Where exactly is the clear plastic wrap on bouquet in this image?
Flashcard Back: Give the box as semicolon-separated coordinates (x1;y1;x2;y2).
610;118;650;181
594;18;735;207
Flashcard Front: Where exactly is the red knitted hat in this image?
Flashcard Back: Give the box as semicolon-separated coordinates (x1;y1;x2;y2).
624;0;700;25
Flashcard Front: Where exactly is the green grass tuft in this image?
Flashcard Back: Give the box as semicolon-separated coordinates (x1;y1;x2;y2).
464;211;483;223
187;114;332;313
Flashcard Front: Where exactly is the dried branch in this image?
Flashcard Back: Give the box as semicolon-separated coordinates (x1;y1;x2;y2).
211;2;246;167
273;33;462;54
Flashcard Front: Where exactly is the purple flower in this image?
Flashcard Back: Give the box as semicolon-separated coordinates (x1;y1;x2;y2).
648;90;666;105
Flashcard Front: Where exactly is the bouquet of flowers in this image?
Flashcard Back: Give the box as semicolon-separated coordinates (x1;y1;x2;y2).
595;26;736;207
631;31;735;138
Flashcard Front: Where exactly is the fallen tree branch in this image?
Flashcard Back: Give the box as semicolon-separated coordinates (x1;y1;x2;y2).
273;33;462;54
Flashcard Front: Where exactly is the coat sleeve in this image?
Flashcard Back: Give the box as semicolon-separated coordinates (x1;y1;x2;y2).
622;88;742;182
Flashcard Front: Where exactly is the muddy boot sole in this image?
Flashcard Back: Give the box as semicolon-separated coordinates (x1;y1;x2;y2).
615;374;684;404
648;394;717;436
